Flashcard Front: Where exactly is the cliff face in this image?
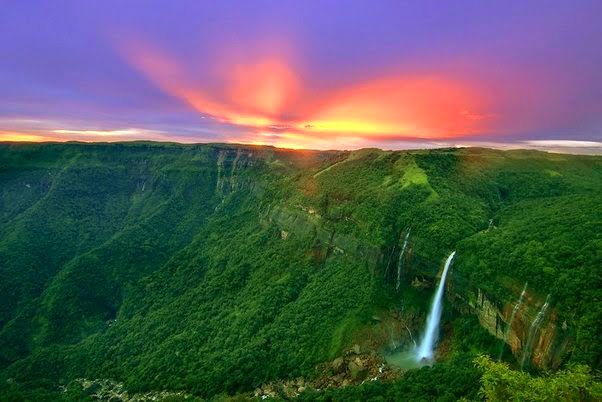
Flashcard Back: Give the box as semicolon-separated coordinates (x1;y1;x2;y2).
265;204;383;269
449;283;572;369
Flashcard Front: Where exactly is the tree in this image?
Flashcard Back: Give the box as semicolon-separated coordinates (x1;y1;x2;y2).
474;355;602;401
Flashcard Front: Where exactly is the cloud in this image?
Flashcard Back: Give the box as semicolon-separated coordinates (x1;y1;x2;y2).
0;126;200;143
0;131;55;142
117;37;492;148
523;140;602;148
52;128;151;137
301;77;489;138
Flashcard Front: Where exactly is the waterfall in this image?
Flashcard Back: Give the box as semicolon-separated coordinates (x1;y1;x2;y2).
520;294;551;369
383;245;396;279
498;282;528;360
396;229;411;290
403;323;417;348
415;251;456;361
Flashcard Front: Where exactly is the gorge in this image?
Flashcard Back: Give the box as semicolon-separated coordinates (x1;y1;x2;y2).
0;142;600;400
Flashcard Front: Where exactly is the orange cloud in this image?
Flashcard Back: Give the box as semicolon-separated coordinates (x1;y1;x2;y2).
119;39;492;146
230;130;367;150
0;128;202;144
228;59;300;118
119;41;292;127
302;77;488;138
0;131;55;142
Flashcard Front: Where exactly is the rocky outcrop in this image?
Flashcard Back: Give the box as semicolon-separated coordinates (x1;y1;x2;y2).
214;148;257;196
253;346;397;399
264;204;382;268
450;286;571;369
69;378;198;401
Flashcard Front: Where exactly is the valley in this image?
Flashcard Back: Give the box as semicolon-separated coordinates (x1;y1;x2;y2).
0;142;600;400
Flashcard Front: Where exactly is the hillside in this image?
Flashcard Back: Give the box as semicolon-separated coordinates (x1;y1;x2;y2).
0;142;600;400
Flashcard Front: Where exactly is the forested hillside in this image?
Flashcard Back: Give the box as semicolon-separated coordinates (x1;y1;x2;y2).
0;142;600;401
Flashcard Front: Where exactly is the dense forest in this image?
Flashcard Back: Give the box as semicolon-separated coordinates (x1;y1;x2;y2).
0;142;600;401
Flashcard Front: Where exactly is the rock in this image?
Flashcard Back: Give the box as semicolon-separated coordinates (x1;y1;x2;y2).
298;386;306;393
411;277;429;289
462;287;570;369
348;361;368;380
352;344;361;354
332;357;344;372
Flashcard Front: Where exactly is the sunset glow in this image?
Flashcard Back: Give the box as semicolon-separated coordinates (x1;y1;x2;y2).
118;40;490;149
301;77;487;138
1;1;600;151
0;132;54;142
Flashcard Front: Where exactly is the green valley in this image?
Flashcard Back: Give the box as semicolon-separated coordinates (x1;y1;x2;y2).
0;142;600;401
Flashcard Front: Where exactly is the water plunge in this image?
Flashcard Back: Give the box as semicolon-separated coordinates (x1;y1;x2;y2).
396;229;411;291
498;282;528;360
521;294;551;369
415;251;456;362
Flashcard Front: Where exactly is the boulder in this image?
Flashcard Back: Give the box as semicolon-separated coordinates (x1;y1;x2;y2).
348;361;368;380
332;357;344;372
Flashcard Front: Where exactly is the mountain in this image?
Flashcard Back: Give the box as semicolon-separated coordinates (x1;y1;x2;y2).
0;142;600;400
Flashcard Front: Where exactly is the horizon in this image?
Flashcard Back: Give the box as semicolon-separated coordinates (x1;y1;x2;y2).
2;139;601;156
1;1;601;153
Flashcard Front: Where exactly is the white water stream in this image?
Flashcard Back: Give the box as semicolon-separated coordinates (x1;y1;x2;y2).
415;251;456;361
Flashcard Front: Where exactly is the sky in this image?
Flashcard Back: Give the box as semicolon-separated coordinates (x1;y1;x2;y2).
1;1;601;152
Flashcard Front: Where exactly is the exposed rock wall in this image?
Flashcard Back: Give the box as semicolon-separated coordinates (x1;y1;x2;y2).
449;285;572;369
264;204;382;268
214;147;258;196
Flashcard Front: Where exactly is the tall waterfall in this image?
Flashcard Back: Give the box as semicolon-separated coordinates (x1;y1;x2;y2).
396;229;411;290
520;294;551;369
415;251;456;361
498;282;528;360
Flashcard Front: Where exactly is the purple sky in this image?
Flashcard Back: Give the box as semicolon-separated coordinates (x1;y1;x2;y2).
1;1;601;152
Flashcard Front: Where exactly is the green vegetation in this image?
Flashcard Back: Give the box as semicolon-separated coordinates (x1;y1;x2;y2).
475;355;602;401
0;142;600;400
310;350;601;402
297;358;483;402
